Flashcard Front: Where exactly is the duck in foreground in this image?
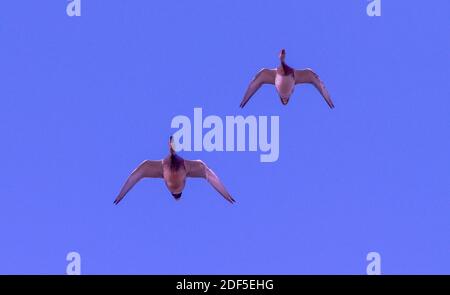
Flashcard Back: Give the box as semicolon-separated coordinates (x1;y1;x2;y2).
240;49;335;109
114;136;236;205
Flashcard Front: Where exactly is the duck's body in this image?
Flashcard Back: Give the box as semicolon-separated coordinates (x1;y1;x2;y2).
240;49;335;109
113;137;235;205
275;70;295;104
162;154;186;196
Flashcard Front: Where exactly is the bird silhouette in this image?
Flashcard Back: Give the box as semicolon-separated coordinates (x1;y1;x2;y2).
114;136;235;205
240;49;334;109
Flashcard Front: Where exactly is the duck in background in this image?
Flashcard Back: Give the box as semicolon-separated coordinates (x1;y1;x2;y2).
240;49;335;109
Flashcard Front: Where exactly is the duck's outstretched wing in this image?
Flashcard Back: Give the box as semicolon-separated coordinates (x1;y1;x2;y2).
240;68;276;108
114;160;164;205
184;160;236;204
295;68;334;109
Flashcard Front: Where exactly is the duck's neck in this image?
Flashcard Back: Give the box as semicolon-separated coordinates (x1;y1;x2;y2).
280;60;293;76
169;153;183;171
169;139;176;155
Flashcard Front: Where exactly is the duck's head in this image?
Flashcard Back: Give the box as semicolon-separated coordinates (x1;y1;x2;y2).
279;49;286;62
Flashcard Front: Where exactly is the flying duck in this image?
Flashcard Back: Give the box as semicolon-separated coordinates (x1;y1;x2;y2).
113;136;236;205
240;49;335;109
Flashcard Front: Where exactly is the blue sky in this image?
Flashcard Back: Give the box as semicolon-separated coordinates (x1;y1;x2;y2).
0;0;449;274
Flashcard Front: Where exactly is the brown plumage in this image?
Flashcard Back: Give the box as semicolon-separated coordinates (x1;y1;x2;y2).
113;136;235;205
240;49;335;108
